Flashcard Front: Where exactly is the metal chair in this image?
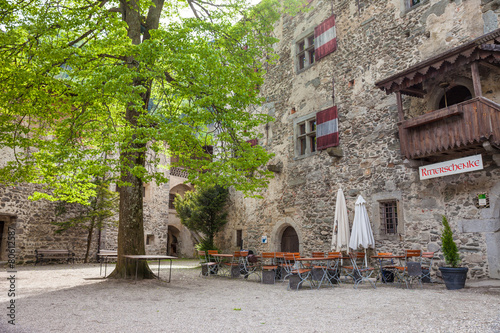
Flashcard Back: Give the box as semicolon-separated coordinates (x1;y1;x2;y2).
376;252;397;284
421;251;435;283
283;253;312;291
199;250;218;276
395;249;422;288
261;252;278;284
326;251;343;286
344;252;376;289
240;251;261;281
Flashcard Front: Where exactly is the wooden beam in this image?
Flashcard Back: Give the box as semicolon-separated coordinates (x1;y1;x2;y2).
478;60;500;71
400;87;427;98
471;62;482;97
396;91;404;122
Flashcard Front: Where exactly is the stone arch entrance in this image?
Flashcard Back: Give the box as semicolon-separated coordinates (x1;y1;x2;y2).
167;225;180;256
280;226;299;253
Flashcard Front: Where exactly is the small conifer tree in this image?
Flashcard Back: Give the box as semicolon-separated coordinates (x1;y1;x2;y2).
441;215;461;268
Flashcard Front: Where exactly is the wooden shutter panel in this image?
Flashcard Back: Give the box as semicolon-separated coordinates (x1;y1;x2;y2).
314;15;337;61
316;106;339;150
246;139;258;146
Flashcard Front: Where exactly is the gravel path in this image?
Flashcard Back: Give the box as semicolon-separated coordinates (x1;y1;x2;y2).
1;261;499;333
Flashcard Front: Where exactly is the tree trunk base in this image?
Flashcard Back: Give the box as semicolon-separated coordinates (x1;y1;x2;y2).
107;260;156;279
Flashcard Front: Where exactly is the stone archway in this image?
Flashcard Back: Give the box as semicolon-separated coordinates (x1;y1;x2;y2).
270;217;303;253
167;225;180;257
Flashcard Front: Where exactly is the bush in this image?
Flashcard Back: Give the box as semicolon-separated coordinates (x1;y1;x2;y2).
441;215;461;268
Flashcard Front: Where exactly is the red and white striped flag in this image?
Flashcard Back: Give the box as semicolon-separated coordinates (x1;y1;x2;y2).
314;15;337;61
316;106;339;150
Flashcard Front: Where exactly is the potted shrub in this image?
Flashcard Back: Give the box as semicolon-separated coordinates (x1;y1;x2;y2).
439;215;468;290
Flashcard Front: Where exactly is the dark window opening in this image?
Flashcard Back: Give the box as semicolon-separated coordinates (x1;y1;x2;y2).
439;85;472;109
380;201;398;235
310;135;316;153
146;234;155;245
300;138;306;155
169;194;176;209
236;230;243;249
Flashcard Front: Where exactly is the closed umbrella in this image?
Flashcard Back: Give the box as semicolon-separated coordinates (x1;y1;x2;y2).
331;187;350;254
349;195;375;265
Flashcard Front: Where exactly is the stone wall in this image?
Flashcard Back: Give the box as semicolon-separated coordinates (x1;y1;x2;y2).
221;0;500;279
0;184;97;263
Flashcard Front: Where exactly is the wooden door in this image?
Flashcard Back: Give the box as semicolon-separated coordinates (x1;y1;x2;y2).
281;226;299;253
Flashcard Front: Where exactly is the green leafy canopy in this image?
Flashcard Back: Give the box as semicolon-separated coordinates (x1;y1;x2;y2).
0;0;305;203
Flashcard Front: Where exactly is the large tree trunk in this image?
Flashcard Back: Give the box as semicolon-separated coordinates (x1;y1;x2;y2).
108;99;155;278
108;0;164;280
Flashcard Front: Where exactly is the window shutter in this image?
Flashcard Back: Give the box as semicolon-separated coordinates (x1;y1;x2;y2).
246;139;258;147
314;15;337;61
316;106;339;150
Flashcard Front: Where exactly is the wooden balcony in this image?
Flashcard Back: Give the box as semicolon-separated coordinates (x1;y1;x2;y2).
399;97;500;160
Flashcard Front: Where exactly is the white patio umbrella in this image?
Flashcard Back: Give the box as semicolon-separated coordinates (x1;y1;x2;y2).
331;187;350;254
349;195;375;265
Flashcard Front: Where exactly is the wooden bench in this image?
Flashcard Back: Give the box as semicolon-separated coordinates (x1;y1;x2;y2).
35;249;75;265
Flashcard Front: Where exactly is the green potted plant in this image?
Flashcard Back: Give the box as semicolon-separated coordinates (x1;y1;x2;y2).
439;215;468;290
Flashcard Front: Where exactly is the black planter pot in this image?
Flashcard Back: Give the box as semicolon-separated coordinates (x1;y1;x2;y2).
439;267;469;290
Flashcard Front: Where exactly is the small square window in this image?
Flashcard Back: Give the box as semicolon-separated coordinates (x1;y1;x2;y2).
146;234;155;245
380;201;398;235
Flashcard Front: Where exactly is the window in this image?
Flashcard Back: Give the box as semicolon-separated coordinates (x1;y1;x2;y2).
297;118;316;156
379;201;398;235
146;234;155;245
169;194;176;210
294;113;317;158
296;33;315;71
236;229;243;249
403;0;427;12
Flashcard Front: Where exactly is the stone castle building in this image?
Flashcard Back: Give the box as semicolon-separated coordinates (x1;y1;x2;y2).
220;0;500;280
0;149;197;263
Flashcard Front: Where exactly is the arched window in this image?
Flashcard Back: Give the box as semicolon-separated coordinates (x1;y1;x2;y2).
439;85;472;109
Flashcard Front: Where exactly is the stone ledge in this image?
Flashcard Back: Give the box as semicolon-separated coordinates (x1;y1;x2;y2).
458;219;500;233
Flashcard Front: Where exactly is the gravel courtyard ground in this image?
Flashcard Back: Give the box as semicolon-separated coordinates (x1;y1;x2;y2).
1;260;499;333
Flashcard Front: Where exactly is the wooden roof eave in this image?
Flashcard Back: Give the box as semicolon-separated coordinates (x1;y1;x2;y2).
375;28;500;96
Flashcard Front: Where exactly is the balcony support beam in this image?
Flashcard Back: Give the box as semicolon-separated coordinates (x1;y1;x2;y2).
471;62;482;97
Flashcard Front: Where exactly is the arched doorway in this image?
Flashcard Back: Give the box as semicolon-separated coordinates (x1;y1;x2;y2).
280;226;299;253
167;225;180;256
439;85;472;109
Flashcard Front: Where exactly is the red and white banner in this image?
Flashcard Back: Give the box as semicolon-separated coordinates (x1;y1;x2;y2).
314;15;337;61
316;106;339;150
419;154;483;180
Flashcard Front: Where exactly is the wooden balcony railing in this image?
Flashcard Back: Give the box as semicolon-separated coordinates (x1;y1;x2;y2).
399;97;500;160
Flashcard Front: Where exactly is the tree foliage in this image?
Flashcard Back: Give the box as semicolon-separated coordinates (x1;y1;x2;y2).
175;184;229;250
440;215;461;268
53;178;118;263
0;0;304;278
